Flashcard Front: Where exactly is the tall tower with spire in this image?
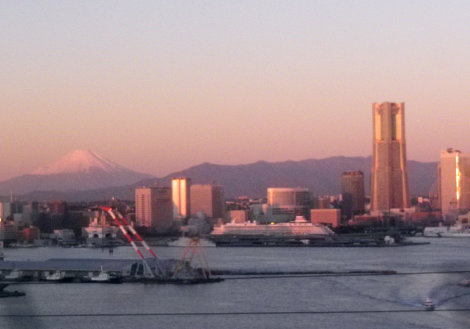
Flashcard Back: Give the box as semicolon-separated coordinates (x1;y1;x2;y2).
371;102;410;211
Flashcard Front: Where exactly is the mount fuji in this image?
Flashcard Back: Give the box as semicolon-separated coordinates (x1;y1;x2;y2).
0;150;155;195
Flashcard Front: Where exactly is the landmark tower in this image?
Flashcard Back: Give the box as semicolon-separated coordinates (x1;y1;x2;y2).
371;102;410;211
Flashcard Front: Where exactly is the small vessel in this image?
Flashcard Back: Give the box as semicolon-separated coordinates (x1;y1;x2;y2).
4;270;22;281
458;279;470;287
423;226;470;237
423;298;435;311
424;213;470;237
43;270;73;282
0;284;25;298
82;266;121;283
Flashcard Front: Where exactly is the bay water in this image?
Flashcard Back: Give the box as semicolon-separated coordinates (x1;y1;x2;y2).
1;237;469;329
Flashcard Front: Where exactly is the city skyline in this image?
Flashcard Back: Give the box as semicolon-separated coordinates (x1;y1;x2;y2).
2;1;470;181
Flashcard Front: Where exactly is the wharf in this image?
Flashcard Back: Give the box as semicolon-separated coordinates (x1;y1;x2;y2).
0;258;139;282
0;258;135;272
0;258;221;284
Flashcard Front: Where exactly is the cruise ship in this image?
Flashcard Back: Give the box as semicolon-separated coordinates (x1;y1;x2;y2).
211;216;334;238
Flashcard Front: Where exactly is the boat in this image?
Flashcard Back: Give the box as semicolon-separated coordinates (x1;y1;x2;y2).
0;284;25;298
424;212;470;237
423;297;435;311
43;270;73;282
4;270;23;281
81;266;121;283
167;237;216;247
423;224;470;237
211;216;335;238
458;279;470;287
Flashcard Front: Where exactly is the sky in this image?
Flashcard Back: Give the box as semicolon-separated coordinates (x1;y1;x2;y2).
1;1;470;180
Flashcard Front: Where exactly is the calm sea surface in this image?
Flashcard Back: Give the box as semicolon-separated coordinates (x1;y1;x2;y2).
1;237;470;329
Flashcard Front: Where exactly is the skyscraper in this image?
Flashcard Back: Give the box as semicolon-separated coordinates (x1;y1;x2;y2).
135;187;173;231
341;171;365;219
439;148;470;217
171;177;191;220
371;102;410;211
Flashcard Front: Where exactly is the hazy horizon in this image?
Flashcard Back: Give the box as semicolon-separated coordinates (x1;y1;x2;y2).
2;1;469;180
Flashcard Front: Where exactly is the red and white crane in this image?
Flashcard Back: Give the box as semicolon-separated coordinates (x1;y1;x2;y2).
99;206;164;279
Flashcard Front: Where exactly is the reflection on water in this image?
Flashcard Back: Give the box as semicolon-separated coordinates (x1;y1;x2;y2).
1;237;470;329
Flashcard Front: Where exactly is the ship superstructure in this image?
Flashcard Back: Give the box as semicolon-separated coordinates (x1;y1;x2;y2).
211;216;334;238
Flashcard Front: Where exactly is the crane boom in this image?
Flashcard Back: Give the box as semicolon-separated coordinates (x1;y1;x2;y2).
100;206;160;278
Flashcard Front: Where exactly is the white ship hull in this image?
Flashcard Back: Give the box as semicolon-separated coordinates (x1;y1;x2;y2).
211;218;334;238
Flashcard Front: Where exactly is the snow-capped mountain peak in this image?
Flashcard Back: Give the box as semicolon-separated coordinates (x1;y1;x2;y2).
0;150;154;195
31;150;128;175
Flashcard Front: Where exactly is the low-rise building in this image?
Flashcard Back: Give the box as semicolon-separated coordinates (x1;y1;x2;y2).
82;210;119;247
310;209;341;228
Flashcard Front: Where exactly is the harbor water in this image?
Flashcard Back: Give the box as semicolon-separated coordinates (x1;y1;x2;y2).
1;237;470;329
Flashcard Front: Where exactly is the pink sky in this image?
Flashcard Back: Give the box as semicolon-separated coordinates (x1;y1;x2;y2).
1;1;469;180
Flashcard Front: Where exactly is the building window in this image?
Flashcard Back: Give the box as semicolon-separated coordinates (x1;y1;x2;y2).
391;113;397;140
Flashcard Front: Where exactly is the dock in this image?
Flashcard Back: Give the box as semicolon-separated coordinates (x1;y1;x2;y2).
0;258;221;284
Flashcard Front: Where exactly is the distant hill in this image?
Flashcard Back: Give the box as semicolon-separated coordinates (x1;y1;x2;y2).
14;156;437;202
0;150;154;196
156;156;437;198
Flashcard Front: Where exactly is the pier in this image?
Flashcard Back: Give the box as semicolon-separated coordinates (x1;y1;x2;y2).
0;258;221;284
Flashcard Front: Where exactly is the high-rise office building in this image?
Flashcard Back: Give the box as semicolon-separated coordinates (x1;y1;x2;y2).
341;171;365;219
190;184;225;218
371;102;410;211
439;148;470;216
135;187;173;230
171;177;191;220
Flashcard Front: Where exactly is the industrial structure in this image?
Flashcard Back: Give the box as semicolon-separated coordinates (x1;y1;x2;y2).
0;206;218;283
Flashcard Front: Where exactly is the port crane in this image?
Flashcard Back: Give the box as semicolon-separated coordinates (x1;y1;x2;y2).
172;237;212;280
99;206;165;279
98;206;214;281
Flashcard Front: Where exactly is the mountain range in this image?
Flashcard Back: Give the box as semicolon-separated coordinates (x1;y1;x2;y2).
0;150;439;202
